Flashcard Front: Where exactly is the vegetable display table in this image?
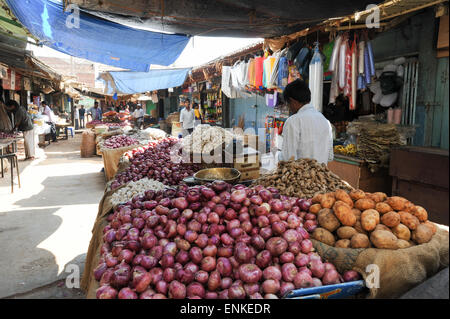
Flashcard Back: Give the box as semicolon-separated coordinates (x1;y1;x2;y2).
327;154;391;194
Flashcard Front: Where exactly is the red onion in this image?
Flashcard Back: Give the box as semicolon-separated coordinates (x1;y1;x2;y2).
300;239;313;254
194;270;209;284
280;282;295;296
238;264;263;283
207;270;221;291
228;284;246;299
262;279;280;294
205;291;218;299
322;270;342;285
168;280;186;299
309;259;326;278
281;263;298;282
221;277;233;289
96;285;118;299
266;237;288;256
163;268;176;283
256;250;272;269
293;272;314;289
263;266;282;281
343;270;361;282
93;263;108;281
187;282;206;298
201;256;216;272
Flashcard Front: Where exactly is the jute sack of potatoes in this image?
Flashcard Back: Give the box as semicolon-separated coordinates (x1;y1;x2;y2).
311;224;449;298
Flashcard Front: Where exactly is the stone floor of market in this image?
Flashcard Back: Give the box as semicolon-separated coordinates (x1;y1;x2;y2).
0;131;103;298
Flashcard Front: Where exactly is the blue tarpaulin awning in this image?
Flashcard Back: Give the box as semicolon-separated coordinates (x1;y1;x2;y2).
5;0;190;71
100;68;191;94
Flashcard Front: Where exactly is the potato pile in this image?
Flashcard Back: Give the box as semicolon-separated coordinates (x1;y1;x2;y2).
309;190;437;250
255;159;353;198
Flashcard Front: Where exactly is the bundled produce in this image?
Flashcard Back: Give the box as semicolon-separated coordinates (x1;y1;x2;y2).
103;135;139;149
308;190;437;249
182;124;235;154
111;137;202;189
93;183;361;299
110;178;167;207
0;131;17;139
254;159;353;198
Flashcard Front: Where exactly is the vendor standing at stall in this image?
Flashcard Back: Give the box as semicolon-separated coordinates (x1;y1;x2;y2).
280;79;333;164
180;99;195;137
42;101;57;142
193;102;202;127
5;100;36;160
79;105;86;128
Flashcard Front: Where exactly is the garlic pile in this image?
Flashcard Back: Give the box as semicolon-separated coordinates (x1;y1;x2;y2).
109;178;167;206
140;128;167;140
182;124;235;154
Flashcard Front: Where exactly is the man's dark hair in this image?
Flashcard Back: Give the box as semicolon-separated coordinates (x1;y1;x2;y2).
42;101;48;105
94;101;99;106
185;98;190;104
283;79;311;105
193;102;199;108
6;100;19;109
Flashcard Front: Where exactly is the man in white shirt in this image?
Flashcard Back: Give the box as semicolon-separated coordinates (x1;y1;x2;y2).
180;99;195;137
133;104;145;129
42;101;58;142
280;79;333;164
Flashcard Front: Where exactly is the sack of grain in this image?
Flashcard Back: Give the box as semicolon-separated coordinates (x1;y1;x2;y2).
80;130;96;158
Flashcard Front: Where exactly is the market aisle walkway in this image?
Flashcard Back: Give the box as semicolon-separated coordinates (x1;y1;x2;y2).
0;133;105;298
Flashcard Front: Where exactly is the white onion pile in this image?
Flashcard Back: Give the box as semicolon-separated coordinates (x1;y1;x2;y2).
182;125;235;154
110;178;167;207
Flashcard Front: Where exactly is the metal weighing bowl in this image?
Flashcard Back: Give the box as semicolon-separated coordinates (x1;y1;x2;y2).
193;167;241;184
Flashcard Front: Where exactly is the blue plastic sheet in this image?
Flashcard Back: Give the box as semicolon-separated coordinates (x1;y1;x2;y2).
103;68;191;94
6;0;190;71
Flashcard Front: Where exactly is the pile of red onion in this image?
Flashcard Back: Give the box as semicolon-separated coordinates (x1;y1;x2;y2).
94;183;360;299
111;137;202;189
0;131;17;139
103;135;139;149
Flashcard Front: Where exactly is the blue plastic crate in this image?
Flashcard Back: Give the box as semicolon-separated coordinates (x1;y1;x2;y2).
283;280;366;299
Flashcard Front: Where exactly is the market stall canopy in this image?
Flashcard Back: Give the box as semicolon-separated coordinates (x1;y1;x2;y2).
65;0;383;38
4;0;190;71
99;68;192;95
0;0;39;42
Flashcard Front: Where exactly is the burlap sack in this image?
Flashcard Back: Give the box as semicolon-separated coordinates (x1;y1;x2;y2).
312;225;449;299
80;130;96;158
101;144;140;181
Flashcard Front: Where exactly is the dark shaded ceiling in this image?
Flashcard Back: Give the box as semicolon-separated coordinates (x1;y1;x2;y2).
67;0;382;37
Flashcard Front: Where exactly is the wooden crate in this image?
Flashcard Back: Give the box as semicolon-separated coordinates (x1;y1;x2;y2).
240;168;260;181
233;154;260;171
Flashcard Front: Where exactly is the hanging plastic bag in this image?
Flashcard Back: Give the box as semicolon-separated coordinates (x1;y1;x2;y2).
329;71;339;104
309;45;323;112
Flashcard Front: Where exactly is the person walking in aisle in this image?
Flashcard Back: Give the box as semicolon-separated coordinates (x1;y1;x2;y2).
42;101;58;142
73;105;80;130
79;105;86;128
5;100;36;160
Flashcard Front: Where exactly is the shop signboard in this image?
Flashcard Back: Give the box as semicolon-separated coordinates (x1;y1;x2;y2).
2;69;22;90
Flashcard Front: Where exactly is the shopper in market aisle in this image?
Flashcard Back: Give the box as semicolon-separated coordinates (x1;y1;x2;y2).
281;79;334;164
89;101;103;121
79;105;86;128
73;105;80;130
180;98;195;136
132;104;144;129
193;102;202;127
4;100;36;160
42;101;58;142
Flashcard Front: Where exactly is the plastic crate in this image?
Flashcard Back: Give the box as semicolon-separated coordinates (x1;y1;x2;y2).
283;280;366;299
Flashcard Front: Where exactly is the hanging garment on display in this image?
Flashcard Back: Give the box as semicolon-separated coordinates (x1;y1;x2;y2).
329;35;342;72
322;41;334;72
338;37;347;89
278;56;289;89
350;38;357;110
263;56;276;88
221;66;233;98
265;92;278;107
329;71;340;104
294;46;312;78
309;46;323;112
286;41;304;61
247;58;256;87
268;51;282;89
358;41;365;74
254;56;264;88
344;40;352;98
230;61;241;90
